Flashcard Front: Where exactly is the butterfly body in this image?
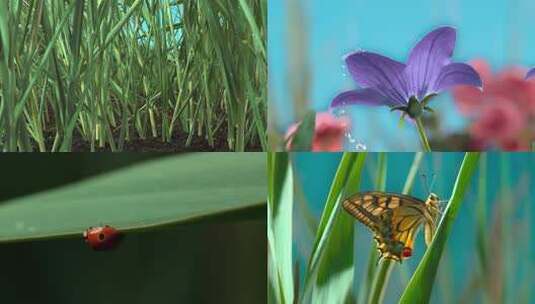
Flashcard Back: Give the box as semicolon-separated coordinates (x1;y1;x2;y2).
343;191;441;262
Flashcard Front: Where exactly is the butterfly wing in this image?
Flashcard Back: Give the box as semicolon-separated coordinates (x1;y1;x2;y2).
424;222;435;246
342;192;394;235
343;192;434;261
391;203;427;251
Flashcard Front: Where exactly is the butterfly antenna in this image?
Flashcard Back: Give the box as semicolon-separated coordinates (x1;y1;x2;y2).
429;173;437;194
421;172;438;195
420;173;429;194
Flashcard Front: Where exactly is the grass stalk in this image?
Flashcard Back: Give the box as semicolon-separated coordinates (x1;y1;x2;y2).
399;152;480;303
358;153;387;304
367;152;424;304
300;153;367;303
267;152;294;304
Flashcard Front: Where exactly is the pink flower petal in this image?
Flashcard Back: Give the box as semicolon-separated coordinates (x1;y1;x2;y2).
285;112;350;151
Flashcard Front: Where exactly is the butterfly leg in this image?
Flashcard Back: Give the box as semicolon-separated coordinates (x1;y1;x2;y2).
376;253;383;266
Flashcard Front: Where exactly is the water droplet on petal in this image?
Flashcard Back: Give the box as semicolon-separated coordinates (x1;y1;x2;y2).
344;130;367;151
334;107;348;118
355;142;367;151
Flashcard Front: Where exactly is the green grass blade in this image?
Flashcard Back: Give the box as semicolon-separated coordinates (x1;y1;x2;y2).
298;153;366;302
95;0;143;57
0;153;266;243
14;1;77;121
305;153;356;275
368;152;424;304
0;1;10;62
476;153;489;276
310;153;367;303
238;0;266;59
288;110;315;151
358;153;387;304
399;152;480;303
267;152;294;304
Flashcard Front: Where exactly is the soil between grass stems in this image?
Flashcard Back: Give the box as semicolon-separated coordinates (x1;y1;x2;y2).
38;127;262;152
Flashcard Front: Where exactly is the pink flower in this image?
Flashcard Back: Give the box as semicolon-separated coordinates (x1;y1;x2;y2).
286;112;350;151
499;137;530;151
452;60;491;115
470;100;526;144
453;60;535;116
453;59;535;150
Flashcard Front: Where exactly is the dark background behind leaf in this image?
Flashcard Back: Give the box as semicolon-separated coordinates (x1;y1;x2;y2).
0;154;266;303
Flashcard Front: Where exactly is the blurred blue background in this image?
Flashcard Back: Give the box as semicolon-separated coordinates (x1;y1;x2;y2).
291;152;534;303
269;0;535;150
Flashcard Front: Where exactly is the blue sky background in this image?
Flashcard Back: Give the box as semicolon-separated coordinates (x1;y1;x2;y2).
269;0;535;150
292;152;535;303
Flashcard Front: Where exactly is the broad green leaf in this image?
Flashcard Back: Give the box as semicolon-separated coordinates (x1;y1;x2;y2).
399;152;480;303
0;153;266;243
267;152;294;304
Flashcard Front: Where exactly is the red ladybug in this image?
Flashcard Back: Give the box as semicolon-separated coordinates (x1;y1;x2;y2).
83;225;123;251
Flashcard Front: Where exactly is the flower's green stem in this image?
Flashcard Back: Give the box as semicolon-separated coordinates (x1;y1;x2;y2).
415;117;431;152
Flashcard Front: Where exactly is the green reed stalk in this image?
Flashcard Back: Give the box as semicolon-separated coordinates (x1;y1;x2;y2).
367;152;424;304
267;152;294;304
399;152;480;303
358;153;387;304
300;153;367;303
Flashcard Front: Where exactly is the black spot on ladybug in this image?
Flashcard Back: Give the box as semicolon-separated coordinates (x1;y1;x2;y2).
83;225;123;251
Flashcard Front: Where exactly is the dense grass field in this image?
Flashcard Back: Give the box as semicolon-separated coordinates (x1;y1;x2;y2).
0;0;266;151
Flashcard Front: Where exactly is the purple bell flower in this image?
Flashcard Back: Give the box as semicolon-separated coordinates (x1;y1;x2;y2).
331;26;483;119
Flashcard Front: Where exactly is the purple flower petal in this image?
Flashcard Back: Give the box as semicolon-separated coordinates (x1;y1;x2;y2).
433;62;482;92
345;51;409;104
406;26;456;99
330;88;400;108
526;68;535;80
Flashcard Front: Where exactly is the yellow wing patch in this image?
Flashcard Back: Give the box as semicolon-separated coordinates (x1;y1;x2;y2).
342;192;441;262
